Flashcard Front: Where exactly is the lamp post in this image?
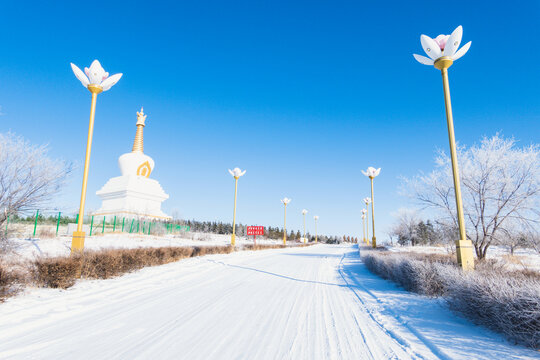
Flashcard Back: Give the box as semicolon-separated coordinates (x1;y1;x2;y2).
281;198;291;245
362;168;380;248
228;167;246;246
361;209;367;244
313;215;319;243
301;209;308;243
363;197;371;245
70;60;122;252
413;25;474;270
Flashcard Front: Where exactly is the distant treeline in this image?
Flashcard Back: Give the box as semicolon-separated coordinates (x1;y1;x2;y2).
176;219;356;244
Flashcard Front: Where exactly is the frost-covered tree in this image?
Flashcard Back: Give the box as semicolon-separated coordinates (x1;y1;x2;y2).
404;135;540;259
0;132;72;227
390;208;420;246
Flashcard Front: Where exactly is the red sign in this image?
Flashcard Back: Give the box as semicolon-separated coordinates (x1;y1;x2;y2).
247;226;264;236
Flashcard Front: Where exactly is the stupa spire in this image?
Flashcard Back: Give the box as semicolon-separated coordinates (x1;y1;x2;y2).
132;107;147;152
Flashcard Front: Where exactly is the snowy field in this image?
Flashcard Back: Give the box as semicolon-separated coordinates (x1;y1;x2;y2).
0;244;538;359
2;232;282;262
387;244;540;272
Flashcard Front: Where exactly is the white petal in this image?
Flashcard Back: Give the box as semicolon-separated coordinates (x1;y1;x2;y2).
421;35;442;60
87;60;106;84
228;169;234;176
361;170;368;176
375;168;381;176
443;26;463;57
101;73;123;91
452;41;471;61
413;54;434;66
70;63;89;87
240;170;246;176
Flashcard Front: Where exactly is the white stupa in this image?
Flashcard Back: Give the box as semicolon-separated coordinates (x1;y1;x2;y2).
94;108;170;220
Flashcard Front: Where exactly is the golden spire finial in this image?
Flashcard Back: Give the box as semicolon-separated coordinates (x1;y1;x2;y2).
132;107;146;152
136;107;147;126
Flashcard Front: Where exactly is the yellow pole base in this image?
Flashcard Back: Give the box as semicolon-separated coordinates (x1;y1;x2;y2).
231;233;236;247
456;240;475;271
71;231;86;253
283;237;286;245
371;237;377;248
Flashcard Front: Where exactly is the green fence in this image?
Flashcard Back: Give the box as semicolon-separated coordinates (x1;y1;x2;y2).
3;210;190;238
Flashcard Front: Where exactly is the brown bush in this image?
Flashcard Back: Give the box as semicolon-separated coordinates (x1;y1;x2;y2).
32;245;237;289
0;260;29;301
244;244;286;251
37;227;56;239
34;256;82;288
27;242;303;295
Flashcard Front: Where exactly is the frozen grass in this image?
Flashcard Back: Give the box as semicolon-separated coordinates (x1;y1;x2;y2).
361;247;540;348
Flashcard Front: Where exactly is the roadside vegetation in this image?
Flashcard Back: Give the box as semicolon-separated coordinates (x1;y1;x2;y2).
1;243;312;302
361;246;540;349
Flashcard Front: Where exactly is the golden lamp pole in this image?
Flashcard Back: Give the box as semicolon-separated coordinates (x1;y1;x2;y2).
302;209;308;243
413;25;474;270
313;215;319;243
362;169;380;248
228;168;246;246
281;198;291;245
70;60;122;252
362;197;372;245
361;209;367;244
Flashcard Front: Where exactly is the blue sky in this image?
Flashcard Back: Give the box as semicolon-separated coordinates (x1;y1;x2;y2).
0;1;539;239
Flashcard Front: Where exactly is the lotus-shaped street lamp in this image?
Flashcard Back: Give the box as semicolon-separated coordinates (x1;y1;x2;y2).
361;213;367;245
413;26;471;67
70;60;122;253
228;168;246;179
302;209;308;243
71;60;123;92
413;26;474;270
313;215;319;243
281;197;291;244
363;168;380;248
362;167;381;179
228;167;246;246
361;209;367;244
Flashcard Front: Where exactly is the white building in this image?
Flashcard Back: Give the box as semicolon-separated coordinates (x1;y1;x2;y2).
94;108;171;220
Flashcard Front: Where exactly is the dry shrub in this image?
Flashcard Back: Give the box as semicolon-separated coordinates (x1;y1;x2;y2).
0;262;28;301
361;249;540;348
37;227;56;239
0;262;14;299
34;255;82;288
244;244;286;251
32;245;234;289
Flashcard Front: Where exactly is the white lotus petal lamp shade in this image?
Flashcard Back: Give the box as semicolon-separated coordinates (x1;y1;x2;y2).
361;214;366;219
362;167;381;179
413;26;471;66
314;215;319;220
71;60;122;91
363;197;371;205
420;35;442;60
228;167;246;178
281;198;291;205
302;209;308;215
362;209;367;214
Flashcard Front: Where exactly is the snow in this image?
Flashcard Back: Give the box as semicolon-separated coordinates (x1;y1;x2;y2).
3;232;281;262
1;244;537;359
387;245;540;272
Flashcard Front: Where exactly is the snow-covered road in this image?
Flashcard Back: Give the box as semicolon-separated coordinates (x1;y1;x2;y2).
0;244;537;359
